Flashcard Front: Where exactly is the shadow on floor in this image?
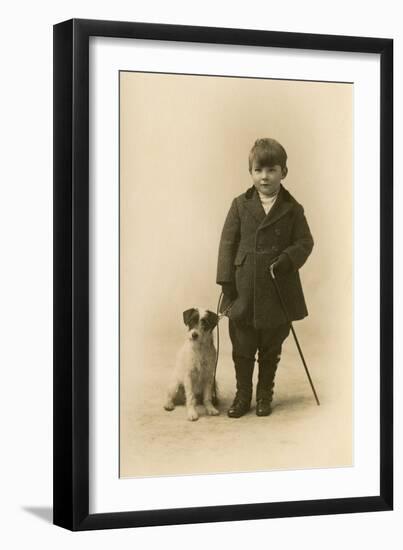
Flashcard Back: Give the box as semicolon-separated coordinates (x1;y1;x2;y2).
22;506;53;524
273;394;315;412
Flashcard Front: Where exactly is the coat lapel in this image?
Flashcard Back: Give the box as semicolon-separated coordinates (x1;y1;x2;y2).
243;186;266;225
259;185;293;230
243;185;293;229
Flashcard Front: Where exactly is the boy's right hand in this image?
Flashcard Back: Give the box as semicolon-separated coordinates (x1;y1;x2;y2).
221;283;237;301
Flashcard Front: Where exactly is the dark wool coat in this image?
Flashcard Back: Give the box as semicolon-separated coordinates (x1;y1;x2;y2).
216;184;314;329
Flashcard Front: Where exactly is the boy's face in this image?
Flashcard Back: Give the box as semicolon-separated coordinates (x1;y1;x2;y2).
250;160;287;197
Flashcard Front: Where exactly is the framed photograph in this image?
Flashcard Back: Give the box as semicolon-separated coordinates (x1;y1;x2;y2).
53;19;393;530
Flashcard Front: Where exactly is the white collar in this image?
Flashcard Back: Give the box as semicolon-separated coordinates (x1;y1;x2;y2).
258;190;278;203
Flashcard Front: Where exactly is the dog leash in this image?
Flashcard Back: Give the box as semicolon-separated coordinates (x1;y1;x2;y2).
212;292;233;402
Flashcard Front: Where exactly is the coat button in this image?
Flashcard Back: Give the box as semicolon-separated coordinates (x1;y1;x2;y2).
271;245;279;252
275;228;281;235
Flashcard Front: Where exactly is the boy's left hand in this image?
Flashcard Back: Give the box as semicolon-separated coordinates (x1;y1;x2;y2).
270;253;292;276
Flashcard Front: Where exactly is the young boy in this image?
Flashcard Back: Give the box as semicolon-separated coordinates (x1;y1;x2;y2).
216;138;314;418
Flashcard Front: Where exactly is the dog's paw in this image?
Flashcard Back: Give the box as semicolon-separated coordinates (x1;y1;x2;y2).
164;401;175;411
206;406;220;416
187;409;199;421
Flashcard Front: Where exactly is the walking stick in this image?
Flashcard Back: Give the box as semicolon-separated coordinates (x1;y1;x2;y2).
269;265;320;406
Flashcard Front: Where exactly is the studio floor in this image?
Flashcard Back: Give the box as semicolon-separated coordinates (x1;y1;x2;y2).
120;327;352;479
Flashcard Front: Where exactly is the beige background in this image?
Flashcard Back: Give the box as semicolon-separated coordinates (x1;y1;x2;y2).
120;71;353;478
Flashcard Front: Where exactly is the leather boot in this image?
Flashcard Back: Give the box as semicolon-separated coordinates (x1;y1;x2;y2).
256;356;279;416
227;358;254;418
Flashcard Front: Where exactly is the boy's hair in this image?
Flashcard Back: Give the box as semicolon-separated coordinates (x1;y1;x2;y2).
248;138;288;172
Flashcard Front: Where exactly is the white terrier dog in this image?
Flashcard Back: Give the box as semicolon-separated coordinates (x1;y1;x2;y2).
164;308;219;421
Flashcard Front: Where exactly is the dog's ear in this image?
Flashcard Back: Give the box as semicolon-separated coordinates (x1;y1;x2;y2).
205;310;219;331
183;308;197;327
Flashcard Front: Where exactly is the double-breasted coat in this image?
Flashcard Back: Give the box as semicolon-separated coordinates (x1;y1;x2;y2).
216;184;314;329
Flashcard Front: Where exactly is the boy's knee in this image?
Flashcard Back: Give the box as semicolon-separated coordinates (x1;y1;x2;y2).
232;352;256;363
258;350;282;365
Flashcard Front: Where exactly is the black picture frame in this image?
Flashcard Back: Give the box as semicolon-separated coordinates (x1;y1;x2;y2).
53;18;393;531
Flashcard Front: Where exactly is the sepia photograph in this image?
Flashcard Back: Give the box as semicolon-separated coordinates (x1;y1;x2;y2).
119;70;353;478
